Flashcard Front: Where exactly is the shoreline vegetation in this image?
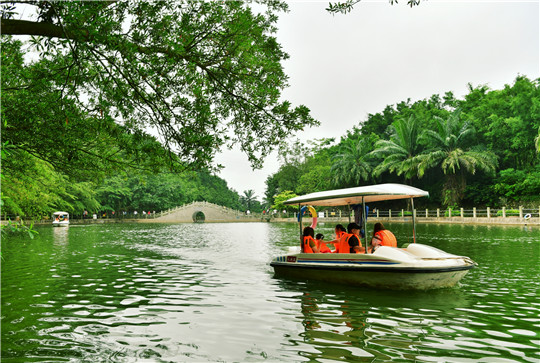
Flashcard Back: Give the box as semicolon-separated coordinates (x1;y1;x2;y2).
4;206;538;227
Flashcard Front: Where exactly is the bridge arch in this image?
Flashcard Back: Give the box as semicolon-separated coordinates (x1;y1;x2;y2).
192;210;205;223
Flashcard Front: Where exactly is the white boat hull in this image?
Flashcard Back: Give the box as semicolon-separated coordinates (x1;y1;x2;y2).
270;244;476;290
52;220;69;227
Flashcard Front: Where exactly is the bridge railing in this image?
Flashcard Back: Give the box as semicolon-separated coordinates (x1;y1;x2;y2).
156;201;263;220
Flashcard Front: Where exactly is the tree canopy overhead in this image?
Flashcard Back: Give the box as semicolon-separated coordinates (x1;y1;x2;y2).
1;0;316;175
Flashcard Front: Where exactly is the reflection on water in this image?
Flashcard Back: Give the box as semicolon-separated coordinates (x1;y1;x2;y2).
52;226;69;245
276;279;477;362
1;223;539;362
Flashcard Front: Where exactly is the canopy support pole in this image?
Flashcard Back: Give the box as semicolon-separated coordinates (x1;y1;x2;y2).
410;197;416;244
362;196;368;252
298;204;304;252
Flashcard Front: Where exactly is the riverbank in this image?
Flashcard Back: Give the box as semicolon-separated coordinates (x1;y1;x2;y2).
4;215;538;227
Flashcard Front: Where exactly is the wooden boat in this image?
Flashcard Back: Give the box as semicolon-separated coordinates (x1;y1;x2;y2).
52;211;69;227
270;183;476;290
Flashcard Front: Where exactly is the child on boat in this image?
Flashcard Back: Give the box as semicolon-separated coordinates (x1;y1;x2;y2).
315;233;332;253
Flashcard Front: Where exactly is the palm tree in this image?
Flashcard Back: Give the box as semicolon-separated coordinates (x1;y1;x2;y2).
416;110;498;207
370;116;424;182
241;189;257;211
331;137;374;187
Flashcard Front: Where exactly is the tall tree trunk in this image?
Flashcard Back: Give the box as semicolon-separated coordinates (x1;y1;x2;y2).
443;173;467;207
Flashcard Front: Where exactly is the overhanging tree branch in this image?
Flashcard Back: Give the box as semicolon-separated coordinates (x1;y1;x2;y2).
2;1;317;174
1;18;88;39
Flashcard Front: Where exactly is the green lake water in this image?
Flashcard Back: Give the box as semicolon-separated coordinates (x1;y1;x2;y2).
1;222;539;362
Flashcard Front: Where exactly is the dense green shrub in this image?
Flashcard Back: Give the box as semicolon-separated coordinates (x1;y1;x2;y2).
444;209;461;217
496;209;520;217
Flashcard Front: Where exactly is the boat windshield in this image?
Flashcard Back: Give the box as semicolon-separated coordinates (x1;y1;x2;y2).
53;212;69;220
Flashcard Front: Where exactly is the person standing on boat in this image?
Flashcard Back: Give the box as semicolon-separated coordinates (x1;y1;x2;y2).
302;226;320;253
371;222;397;249
315;233;332;253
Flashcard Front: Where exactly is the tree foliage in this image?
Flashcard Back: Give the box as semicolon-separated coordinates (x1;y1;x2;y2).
0;144;247;218
536;127;540;152
492;167;540;205
331;136;376;187
265;76;540;208
460;76;540;170
1;35;184;181
416;110;498;206
1;1;316;175
1;0;316;219
240;189;262;212
272;190;298;213
1;149;101;218
95;170;244;214
326;0;421;15
371;116;423;181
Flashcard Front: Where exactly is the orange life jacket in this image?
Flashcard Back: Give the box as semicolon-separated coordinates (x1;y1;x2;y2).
374;230;397;247
315;239;332;253
331;231;344;250
303;236;316;253
335;233;352;253
335;233;364;253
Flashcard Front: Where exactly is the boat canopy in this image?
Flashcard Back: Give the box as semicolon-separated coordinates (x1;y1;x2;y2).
284;183;429;207
52;211;69;216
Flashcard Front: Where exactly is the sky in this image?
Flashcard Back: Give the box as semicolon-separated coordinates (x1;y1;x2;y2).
215;0;540;200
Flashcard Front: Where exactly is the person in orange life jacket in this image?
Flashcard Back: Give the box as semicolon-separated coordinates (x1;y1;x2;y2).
315;233;332;253
345;223;365;253
371;222;397;250
332;223;363;253
302;226;320;253
325;224;346;252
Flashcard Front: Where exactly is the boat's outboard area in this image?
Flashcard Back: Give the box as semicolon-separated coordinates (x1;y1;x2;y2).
288;246;301;254
372;246;419;263
405;243;459;259
373;244;477;268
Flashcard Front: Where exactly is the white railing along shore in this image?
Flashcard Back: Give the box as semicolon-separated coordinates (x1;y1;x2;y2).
288;206;539;224
3;205;539;224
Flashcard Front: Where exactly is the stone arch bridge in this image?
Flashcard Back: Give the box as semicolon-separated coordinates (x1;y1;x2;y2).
150;201;262;223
